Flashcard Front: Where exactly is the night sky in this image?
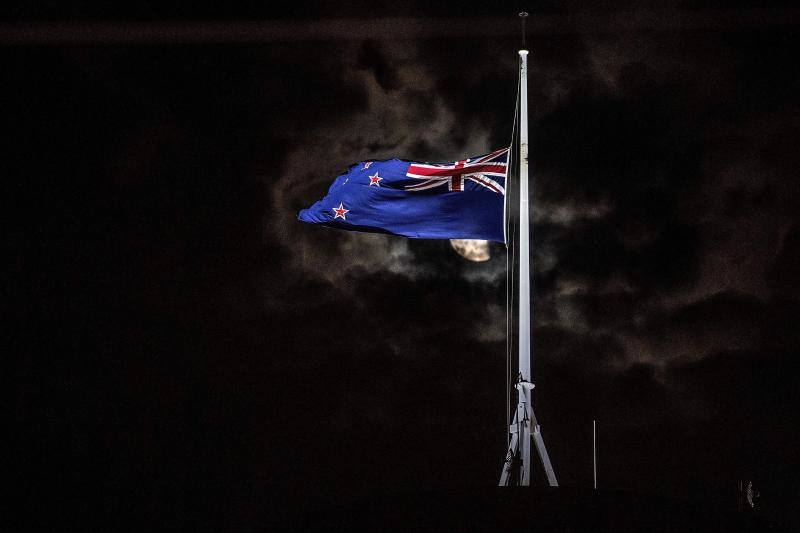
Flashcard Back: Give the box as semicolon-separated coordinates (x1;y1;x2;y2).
6;1;800;530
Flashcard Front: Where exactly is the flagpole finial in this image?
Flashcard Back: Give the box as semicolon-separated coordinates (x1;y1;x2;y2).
519;11;529;48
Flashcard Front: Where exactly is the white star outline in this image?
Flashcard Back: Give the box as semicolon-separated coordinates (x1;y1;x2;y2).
332;202;349;220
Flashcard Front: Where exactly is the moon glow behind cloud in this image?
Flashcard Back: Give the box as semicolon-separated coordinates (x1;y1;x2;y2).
450;239;491;262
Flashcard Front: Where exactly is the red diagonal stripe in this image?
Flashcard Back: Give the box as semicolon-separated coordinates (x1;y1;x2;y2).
475;148;509;163
468;175;503;193
462;163;507;173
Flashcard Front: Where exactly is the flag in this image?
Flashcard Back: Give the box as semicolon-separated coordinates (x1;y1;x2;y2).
298;148;508;242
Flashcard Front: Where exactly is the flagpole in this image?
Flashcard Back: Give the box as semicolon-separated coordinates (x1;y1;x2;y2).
518;48;532;486
499;45;558;488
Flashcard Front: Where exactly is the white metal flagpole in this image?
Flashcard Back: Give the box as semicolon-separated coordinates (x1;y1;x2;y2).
518;48;533;486
499;46;558;488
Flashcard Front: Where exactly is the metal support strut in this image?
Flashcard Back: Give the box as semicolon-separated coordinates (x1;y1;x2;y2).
499;377;557;486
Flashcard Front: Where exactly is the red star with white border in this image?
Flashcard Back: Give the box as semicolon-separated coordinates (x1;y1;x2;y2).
368;171;382;186
332;202;349;220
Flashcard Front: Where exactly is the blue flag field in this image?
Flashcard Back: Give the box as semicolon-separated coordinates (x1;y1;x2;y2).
298;148;509;242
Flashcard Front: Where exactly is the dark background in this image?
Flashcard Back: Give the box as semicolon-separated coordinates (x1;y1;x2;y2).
5;1;800;530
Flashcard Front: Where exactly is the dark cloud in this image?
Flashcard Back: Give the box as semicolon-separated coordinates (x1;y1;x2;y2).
768;224;800;299
357;40;400;92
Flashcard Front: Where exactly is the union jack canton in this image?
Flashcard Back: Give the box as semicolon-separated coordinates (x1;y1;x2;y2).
405;147;508;194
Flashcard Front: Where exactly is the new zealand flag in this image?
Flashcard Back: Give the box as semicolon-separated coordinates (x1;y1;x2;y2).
298;148;508;242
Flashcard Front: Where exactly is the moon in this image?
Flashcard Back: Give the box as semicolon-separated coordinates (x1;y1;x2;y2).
450;239;491;262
